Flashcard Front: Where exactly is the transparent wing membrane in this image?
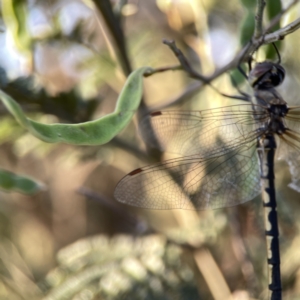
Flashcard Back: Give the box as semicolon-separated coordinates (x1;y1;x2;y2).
115;103;300;210
114;143;261;210
139;104;268;156
285;106;300;134
278;106;300;192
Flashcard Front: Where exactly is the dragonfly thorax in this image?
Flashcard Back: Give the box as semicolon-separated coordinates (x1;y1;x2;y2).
265;104;288;135
252;87;287;106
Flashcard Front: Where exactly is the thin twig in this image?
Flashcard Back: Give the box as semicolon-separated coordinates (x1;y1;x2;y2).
263;17;300;43
161;41;249;101
147;41;252;110
144;65;183;77
144;39;207;81
254;0;266;39
162;39;208;82
265;0;300;32
148;14;300;110
94;0;132;75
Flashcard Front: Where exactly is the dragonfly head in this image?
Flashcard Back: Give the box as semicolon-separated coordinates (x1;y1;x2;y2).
249;61;285;90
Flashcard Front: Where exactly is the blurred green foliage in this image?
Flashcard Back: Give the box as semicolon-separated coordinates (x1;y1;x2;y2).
41;235;199;300
0;67;150;145
2;0;32;58
0;70;98;123
0;1;299;300
0;168;44;194
265;0;282;59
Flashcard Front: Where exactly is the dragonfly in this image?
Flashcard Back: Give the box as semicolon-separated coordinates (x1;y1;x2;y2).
114;58;300;300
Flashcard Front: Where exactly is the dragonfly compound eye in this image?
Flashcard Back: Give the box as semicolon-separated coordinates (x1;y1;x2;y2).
249;62;285;89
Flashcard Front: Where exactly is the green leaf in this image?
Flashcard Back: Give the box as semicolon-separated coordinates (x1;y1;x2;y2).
266;0;282;26
239;0;256;11
0;67;151;145
0;169;45;195
230;68;247;88
239;11;255;46
1;0;31;55
265;0;282;60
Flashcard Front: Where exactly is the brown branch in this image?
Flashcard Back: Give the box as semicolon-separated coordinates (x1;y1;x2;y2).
263;17;300;43
93;0;132;75
265;0;300;32
149;13;300;110
147;41;253;110
162;39;208;82
254;0;266;39
144;65;183;77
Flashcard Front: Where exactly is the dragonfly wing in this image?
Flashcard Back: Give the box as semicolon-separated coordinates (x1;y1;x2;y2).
278;106;300;154
139;104;267;156
114;143;261;210
278;107;300;192
285;106;300;134
278;143;300;193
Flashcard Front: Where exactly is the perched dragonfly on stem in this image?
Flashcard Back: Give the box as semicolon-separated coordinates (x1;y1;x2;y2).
114;57;300;300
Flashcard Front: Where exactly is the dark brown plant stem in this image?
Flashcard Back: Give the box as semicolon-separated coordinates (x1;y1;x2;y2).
254;0;266;39
93;0;132;75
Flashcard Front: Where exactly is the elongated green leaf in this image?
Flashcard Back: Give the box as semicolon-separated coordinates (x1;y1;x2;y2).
239;11;255;46
0;67;151;145
266;0;281;28
239;0;256;10
0;169;45;195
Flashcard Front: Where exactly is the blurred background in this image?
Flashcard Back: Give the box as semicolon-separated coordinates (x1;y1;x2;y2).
0;0;300;299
